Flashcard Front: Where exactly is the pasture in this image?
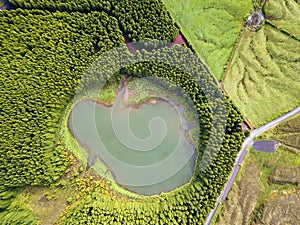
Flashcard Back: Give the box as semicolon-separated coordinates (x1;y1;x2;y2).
223;0;300;126
162;0;253;80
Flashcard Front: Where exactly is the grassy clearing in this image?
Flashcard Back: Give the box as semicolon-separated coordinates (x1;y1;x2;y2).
11;160;99;225
264;0;300;39
224;0;300;126
250;146;300;224
15;181;76;225
250;147;300;203
14;161;121;225
161;0;253;80
224;23;300;126
213;146;300;225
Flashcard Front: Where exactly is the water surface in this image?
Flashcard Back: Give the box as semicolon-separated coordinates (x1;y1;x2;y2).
68;90;198;195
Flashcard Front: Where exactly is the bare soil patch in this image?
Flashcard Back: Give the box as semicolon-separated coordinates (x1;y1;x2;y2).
259;189;300;225
214;159;262;225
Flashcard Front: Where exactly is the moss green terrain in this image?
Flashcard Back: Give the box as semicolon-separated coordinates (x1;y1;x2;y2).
161;0;253;80
0;9;124;188
0;9;125;224
224;0;300;126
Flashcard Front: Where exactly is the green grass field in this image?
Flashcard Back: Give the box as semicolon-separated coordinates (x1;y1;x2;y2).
162;0;253;80
224;0;300;127
264;0;300;40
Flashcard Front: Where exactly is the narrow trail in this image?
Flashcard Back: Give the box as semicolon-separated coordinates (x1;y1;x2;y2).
122;79;134;102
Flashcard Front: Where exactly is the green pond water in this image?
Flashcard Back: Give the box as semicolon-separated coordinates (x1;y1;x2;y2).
68;90;198;195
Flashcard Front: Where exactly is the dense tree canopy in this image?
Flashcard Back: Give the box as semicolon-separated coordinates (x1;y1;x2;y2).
9;0;178;42
57;46;244;224
0;9;124;188
1;2;244;224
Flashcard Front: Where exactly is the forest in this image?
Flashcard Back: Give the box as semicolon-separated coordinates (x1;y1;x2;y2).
0;0;244;224
9;0;178;42
57;46;244;224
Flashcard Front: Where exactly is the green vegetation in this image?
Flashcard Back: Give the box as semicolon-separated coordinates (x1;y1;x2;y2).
0;186;36;225
213;111;300;224
213;146;300;225
0;9;124;188
224;0;300;126
0;204;35;225
1;1;246;224
55;46;245;224
0;9;124;224
264;0;300;39
14;163;115;225
9;0;178;42
0;187;17;210
250;147;300;203
161;0;253;80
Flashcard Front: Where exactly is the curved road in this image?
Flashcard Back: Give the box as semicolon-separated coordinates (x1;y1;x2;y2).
204;104;300;225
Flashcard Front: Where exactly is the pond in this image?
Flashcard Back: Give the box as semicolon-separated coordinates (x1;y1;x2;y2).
68;88;198;196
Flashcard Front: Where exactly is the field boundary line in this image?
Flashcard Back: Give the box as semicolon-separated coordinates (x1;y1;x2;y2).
265;20;300;41
279;143;300;153
221;27;248;91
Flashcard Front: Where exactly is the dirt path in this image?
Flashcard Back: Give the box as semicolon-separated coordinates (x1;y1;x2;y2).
122;79;134;102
